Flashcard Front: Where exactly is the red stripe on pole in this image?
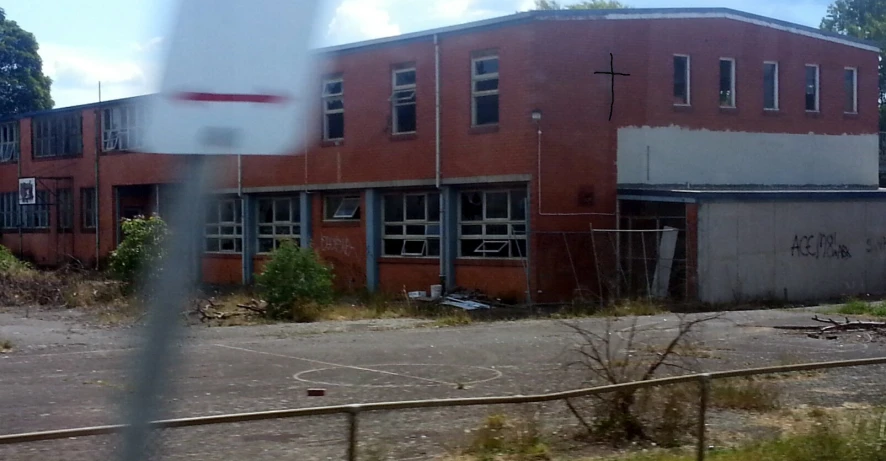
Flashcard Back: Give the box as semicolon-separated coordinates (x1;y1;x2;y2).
171;92;290;104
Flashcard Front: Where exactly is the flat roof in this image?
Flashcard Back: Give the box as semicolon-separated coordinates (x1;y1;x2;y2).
1;7;878;122
619;187;886;203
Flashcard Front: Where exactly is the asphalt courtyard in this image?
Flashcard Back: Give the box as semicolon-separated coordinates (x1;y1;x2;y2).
2;306;886;460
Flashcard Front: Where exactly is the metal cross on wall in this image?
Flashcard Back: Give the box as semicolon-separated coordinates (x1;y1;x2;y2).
594;53;631;121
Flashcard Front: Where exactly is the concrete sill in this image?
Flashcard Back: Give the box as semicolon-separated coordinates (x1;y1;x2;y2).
379;257;439;265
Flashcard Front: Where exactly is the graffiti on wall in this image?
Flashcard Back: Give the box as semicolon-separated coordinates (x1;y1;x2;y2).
866;236;886;255
790;233;852;260
319;236;357;257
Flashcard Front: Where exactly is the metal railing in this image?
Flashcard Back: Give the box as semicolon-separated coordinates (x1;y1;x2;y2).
2;356;886;461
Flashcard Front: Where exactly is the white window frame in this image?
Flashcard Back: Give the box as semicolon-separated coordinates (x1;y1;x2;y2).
673;54;691;106
382;192;441;258
323;195;361;221
204;198;243;254
763;61;779;111
322;77;344;141
805;64;820;112
719;58;736;108
0;122;19;163
81;188;97;229
471;55;500;127
844;67;858;114
101;104;145;152
257;196;301;253
458;189;528;260
392;67;417;134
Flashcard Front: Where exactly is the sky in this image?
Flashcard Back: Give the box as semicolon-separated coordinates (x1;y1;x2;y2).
3;0;834;109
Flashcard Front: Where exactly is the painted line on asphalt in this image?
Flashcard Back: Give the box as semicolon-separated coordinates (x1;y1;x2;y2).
213;344;458;387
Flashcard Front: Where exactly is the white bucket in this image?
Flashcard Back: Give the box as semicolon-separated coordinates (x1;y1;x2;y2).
429;284;443;299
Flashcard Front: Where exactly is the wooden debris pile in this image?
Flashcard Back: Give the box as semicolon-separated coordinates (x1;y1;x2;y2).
775;315;886;340
185;297;269;325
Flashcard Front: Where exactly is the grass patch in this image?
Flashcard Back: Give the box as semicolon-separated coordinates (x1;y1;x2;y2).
829;299;886;317
601;408;886;461
556;299;666;319
462;413;550;460
710;378;781;412
433;310;474;327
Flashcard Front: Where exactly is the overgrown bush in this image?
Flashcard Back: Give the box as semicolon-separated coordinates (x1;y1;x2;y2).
108;215;169;295
256;239;334;321
0;244;31;273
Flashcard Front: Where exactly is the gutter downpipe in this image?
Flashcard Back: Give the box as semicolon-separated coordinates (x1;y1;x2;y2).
95;82;102;270
435;33;445;291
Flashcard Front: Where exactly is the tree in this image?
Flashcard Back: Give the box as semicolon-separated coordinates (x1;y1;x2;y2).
821;1;886;105
534;0;631;9
0;7;54;115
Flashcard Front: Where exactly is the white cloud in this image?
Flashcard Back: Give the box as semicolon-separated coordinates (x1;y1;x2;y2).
327;0;401;44
517;0;537;11
435;0;475;18
131;36;165;54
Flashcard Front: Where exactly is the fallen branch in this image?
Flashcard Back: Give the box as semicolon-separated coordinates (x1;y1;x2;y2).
237;302;267;315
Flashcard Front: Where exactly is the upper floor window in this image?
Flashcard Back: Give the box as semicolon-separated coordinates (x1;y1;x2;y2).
392;67;417;134
257;196;300;253
459;189;527;259
383;192;440;258
471;54;499;126
33;113;82;158
204;197;242;253
102;104;145;151
845;67;858;114
0;122;20;163
322;77;344;141
673;55;690;105
763;61;779;110
324;194;361;221
719;58;736;108
805;64;820;112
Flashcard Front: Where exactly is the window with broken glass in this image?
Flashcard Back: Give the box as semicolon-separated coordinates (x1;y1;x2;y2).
102;104;145;151
392;67;417;134
257;197;300;253
459;189;527;259
0;122;20;163
324;195;361;221
471;55;499;126
205;198;243;253
383;192;440;257
323;77;344;141
33;113;83;158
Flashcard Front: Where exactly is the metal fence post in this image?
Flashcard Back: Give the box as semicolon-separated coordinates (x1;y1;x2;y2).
696;373;710;461
347;405;360;461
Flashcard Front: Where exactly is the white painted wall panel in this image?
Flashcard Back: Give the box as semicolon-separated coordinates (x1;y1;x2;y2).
617;126;879;187
698;200;886;303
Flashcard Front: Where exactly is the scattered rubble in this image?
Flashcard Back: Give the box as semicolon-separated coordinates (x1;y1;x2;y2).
775;315;886;340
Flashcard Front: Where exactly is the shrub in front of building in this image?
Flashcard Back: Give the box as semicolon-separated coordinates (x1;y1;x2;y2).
256;239;334;322
108;215;169;296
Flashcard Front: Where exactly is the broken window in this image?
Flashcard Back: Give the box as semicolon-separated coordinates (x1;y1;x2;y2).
459;189;527;259
0;122;19;163
382;192;441;257
257;196;300;253
205;197;243;253
324;195;361;221
57;188;73;230
673;55;690;105
81;188;97;229
471;54;499;126
844;67;858;114
763;61;778;110
102;104;146;152
392;67;416;134
719;58;735;108
805;64;819;112
33;113;83;158
323;77;344;141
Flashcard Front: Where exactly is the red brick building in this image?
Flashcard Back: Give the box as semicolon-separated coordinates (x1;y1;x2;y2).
0;8;880;303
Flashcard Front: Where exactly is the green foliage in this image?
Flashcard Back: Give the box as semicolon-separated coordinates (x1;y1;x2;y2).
467;413;550;460
534;0;631;10
108;215;169;294
833;299;886;317
0;8;54;114
0;244;31;273
256;239;335;321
